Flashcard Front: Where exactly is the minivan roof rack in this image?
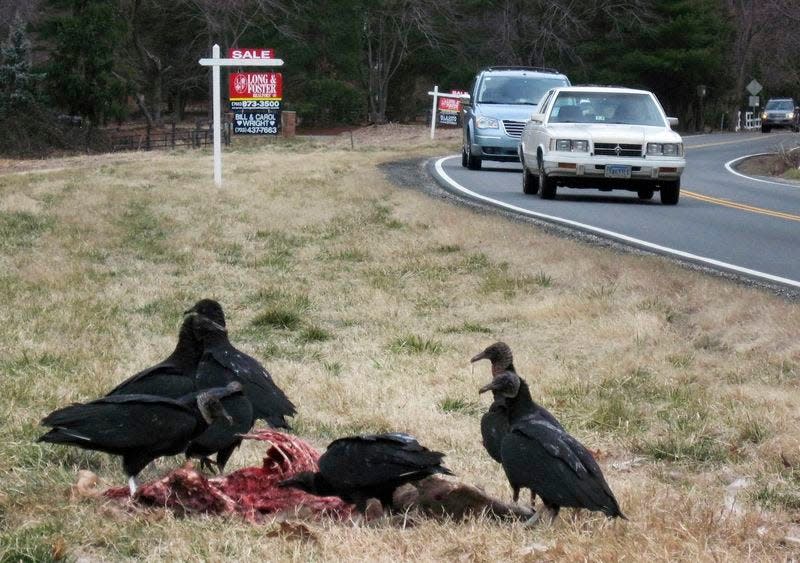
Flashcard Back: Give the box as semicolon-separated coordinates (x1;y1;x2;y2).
484;66;561;74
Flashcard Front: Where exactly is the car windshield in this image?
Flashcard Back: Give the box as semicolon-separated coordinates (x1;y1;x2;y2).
765;100;793;111
549;92;666;126
478;76;569;105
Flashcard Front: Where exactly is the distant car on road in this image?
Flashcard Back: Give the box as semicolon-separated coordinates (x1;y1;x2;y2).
519;86;686;205
461;67;570;170
761;98;799;133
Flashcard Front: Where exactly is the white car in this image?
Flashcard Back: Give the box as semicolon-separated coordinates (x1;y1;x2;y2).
519;86;686;204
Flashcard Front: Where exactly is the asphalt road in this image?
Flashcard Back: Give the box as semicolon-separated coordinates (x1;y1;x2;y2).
429;132;800;290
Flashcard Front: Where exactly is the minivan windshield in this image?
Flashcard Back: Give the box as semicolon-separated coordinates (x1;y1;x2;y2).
478;76;569;105
765;100;793;111
549;92;666;126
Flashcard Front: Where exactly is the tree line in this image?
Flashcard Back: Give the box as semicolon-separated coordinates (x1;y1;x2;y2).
1;0;798;147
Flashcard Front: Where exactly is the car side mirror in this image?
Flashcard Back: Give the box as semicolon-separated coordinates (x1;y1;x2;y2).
460;93;471;107
667;117;679;128
530;113;545;123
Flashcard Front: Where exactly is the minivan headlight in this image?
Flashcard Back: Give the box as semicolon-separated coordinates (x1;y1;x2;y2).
787;112;795;119
476;116;499;129
761;112;768;120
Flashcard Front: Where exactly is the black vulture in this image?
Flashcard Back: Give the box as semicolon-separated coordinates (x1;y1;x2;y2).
279;433;453;513
478;365;626;522
184;381;254;472
471;342;563;506
105;303;209;398
38;384;239;495
189;299;296;429
480;398;509;464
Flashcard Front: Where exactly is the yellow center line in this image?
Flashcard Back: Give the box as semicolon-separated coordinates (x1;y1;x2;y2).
683;189;800;221
685;136;789;150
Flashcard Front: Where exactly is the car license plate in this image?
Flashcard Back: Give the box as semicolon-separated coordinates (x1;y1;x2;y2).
605;165;631;179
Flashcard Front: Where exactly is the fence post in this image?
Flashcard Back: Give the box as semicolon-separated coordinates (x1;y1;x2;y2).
145;124;151;150
171;122;176;148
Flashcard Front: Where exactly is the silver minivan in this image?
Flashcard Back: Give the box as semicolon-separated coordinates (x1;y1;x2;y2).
462;67;570;170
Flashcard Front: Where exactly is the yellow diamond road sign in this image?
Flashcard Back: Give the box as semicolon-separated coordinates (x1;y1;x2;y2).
746;79;762;96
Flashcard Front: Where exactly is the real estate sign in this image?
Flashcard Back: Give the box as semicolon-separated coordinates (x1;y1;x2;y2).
228;52;283;135
437;90;465;126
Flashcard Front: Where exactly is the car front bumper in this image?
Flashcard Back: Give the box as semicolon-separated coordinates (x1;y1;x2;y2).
472;133;520;161
542;154;685;185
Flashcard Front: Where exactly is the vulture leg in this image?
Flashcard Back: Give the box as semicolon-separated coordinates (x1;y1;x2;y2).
512;487;520;503
541;502;560;524
198;457;219;474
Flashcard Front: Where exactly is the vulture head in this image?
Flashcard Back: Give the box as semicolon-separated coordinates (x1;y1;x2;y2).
471;341;515;375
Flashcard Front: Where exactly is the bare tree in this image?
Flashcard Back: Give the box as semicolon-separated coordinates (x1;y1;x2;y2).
724;0;800;127
363;0;449;123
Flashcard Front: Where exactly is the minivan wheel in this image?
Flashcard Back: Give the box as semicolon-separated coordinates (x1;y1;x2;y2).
761;125;771;133
467;149;482;170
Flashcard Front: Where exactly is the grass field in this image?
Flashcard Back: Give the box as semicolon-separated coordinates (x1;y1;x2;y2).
1;126;799;561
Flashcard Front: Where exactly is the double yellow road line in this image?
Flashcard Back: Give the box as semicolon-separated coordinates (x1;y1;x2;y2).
683;190;800;222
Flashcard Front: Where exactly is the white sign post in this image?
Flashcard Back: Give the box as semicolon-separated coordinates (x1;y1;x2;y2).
427;86;467;140
199;44;284;187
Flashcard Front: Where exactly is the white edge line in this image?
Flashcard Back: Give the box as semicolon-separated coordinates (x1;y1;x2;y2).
725;152;800;187
433;155;800;289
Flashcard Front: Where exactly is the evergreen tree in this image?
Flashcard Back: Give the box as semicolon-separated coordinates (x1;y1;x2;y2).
39;0;126;124
0;13;41;115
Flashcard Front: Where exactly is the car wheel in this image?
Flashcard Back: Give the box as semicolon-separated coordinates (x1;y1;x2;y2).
761;125;771;133
461;144;468;167
794;125;799;133
467;149;482;170
538;159;556;199
637;187;654;200
660;178;680;205
522;163;539;195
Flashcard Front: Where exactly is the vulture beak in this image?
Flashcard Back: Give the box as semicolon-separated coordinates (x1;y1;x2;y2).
471;350;488;363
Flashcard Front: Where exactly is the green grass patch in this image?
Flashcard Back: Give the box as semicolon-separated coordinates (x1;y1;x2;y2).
442;321;492;334
0;211;53;250
389;334;443;355
116;200;179;263
438;396;483;417
251;308;302;331
298;325;331;343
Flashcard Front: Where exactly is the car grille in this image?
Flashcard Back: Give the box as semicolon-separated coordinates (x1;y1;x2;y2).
594;143;642;157
502;120;525;139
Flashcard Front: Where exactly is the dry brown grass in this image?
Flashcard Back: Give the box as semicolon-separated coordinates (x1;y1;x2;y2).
1;126;799;561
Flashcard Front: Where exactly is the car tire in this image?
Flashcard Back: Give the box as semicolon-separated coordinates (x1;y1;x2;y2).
538;159;556;199
794;125;799;133
522;163;539;195
467;149;482;170
637;188;654;200
761;125;771;133
660;178;680;205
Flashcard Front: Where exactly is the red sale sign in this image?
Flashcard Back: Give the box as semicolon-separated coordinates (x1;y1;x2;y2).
228;48;275;59
438;90;467;113
229;72;283;101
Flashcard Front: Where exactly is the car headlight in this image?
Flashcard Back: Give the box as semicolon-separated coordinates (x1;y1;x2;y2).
647;143;683;156
476;116;499;129
787;112;795;119
761;112;768;120
550;139;589;152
